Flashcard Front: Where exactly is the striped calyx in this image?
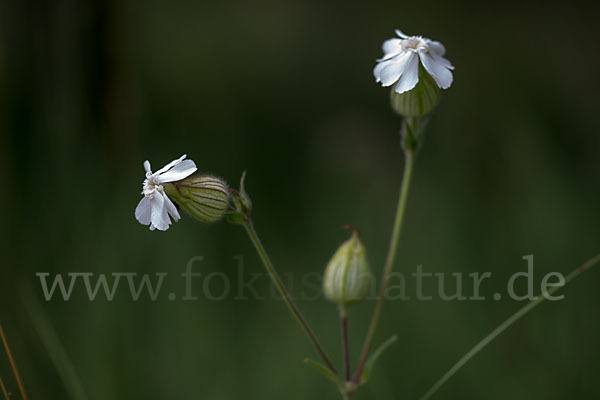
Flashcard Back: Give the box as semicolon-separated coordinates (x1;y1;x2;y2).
323;230;371;306
164;176;229;223
390;65;440;117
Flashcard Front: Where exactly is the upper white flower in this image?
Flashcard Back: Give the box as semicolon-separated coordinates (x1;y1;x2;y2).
374;29;454;94
135;155;197;231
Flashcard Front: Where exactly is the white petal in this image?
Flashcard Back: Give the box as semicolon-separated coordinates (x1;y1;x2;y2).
395;29;409;39
378;52;415;87
158;159;197;183
376;54;397;63
374;59;391;82
430;51;454;70
429;41;446;56
155;154;187;175
379;64;403;87
382;38;402;55
135;196;152;225
150;193;171;231
394;54;420;94
163;192;181;222
143;161;152;174
419;52;453;89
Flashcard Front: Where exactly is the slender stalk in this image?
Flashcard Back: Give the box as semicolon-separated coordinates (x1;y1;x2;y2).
0;323;28;400
243;220;338;375
340;306;351;381
0;376;9;400
419;254;600;400
353;150;416;382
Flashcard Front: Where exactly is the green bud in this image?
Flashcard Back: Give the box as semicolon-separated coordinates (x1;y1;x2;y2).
238;170;252;213
164;176;229;223
323;229;371;306
226;171;252;225
390;66;439;118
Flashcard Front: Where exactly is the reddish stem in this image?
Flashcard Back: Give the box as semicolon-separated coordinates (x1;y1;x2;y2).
0;323;28;400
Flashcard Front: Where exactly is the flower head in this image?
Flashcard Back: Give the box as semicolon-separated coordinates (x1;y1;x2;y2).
135;155;197;231
374;29;454;94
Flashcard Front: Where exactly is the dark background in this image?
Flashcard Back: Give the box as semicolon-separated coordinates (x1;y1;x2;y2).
1;0;599;399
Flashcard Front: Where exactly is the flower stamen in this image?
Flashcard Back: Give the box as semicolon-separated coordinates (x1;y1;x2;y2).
401;37;429;52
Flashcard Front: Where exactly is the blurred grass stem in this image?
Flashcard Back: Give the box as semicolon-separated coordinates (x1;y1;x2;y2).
0;376;9;400
23;288;88;400
0;323;28;400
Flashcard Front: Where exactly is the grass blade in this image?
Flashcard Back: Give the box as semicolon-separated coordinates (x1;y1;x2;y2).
419;254;600;400
304;358;344;390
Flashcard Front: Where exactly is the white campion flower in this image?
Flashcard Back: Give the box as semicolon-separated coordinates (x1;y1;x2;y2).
374;29;454;94
135;155;197;231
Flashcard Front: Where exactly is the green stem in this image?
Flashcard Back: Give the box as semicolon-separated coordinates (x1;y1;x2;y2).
243;220;338;375
353;148;416;383
419;253;600;400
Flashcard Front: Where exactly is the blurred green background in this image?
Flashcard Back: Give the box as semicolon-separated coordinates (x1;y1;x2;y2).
1;0;599;399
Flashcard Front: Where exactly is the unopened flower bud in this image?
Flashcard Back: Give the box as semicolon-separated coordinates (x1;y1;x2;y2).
390;66;440;117
237;170;252;214
323;229;371;306
163;175;229;223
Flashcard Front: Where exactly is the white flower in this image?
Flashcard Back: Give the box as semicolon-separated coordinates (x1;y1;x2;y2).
135;155;197;231
374;29;454;94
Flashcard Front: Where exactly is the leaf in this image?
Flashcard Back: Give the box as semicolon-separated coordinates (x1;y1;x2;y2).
224;211;246;225
304;358;344;390
361;334;398;384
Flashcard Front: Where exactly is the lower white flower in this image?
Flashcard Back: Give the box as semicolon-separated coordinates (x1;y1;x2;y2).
135;154;197;231
374;29;454;94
